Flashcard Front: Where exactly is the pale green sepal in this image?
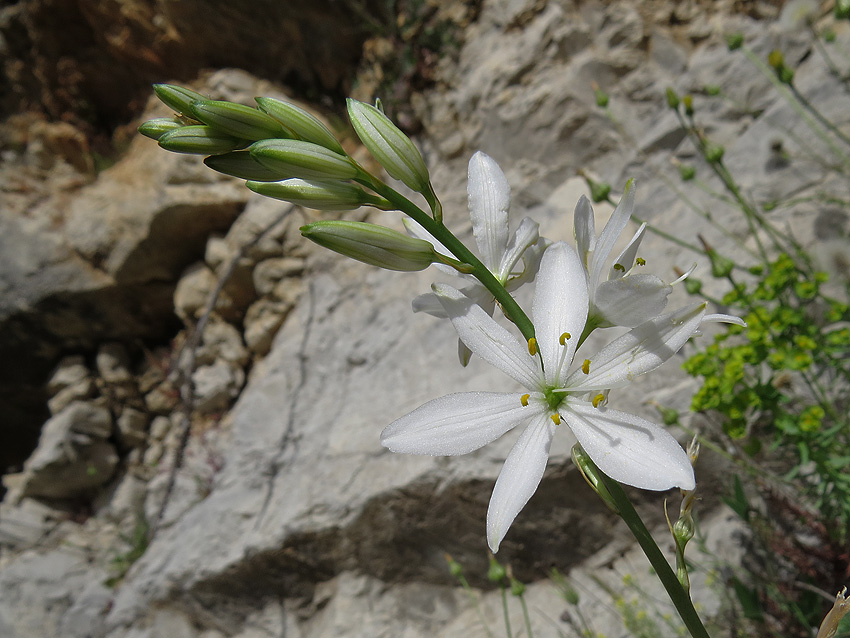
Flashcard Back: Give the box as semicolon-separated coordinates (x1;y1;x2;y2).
157;126;248;155
250;139;358;180
247;179;384;211
346;98;430;192
204;151;286;181
138;118;184;141
300;220;436;271
153;84;208;117
190;100;287;141
255;97;345;154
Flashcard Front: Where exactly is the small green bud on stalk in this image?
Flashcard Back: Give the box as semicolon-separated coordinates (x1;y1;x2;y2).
594;87;609;108
256;97;345;154
248;179;385;211
300;220;437;271
682;94;694;117
204;151;289;181
347;98;431;193
251;139;358;180
704;143;725;164
487;556;507;583
510;577;526;597
678;164;696;181
684;277;703;295
704;85;721;96
153;84;208;117
665;87;680;110
725;33;744;51
138;118;184;141
190;100;287;141
157;126;248;155
586;178;611;203
444;554;464;578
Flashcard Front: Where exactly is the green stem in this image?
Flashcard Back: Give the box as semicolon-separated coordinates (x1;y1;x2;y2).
595;471;711;638
501;586;514;638
356;170;537;344
518;593;534;638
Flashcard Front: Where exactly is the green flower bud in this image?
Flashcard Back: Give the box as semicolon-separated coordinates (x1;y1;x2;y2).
684;276;702;295
708;249;735;278
248;179;383;211
682;94;694;116
444;554;464;578
251;139;358;180
510;578;526;597
204;151;289;181
138;118;184;141
347;98;430;193
767;50;784;70
778;66;794;85
300;220;436;271
665;87;680;110
823;29;837;43
256;97;345;154
594;87;609;108
157;126;248;155
704;85;721;97
487;556;507;583
153;84;208;117
587;178;611;204
725;33;744;51
837;0;850;19
678;164;696;181
190;100;287;141
704;143;725;164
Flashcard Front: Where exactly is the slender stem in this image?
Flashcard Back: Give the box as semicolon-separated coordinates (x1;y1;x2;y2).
595;471;711;638
501;587;514;638
518;594;534;638
356;170;537;343
456;573;494;638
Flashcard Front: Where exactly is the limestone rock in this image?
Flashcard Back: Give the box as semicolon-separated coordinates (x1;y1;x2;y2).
18;401;117;500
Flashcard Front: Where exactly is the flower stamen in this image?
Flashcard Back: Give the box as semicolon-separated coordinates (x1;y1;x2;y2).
528;337;537;355
520;393;530;407
592;393;606;408
551;413;561;425
582;359;591;374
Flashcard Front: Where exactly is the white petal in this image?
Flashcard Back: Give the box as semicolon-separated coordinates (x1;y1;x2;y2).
433;283;541;389
468;152;511;272
412;292;448;318
382;392;534;455
532;243;588;386
487;413;556;552
497;216;539;284
588;180;635;292
565;401;695;491
568;302;706;392
608;223;646;281
703;313;747;327
593;274;672;327
573;195;596;266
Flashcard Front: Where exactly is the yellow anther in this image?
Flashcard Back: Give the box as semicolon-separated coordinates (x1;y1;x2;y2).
582;359;591;374
559;332;571;345
520;394;530;407
613;263;625;272
592;393;606;408
528;337;537;355
636;257;646;266
550;413;561;425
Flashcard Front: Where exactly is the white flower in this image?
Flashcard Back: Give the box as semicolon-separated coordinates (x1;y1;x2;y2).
408;151;546;364
574;183;679;332
382;242;704;552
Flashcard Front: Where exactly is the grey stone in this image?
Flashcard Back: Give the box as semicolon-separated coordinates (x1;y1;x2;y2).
47;355;90;395
97;343;133;384
117;407;149;449
191;361;244;414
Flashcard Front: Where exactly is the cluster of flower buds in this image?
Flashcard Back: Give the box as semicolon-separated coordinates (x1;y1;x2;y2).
139;84;444;271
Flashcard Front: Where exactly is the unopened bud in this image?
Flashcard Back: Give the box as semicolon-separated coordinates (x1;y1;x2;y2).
678;164;696;181
665;87;680;110
153;84;208;117
487;556;507;583
347;98;431;193
190;100;287;141
300;220;436;271
704;143;725;164
510;577;526;597
768;49;785;70
587;178;611;204
157;125;247;155
138;118;184;141
248;179;383;211
684;276;703;295
251;139;358;180
444;554;464;578
682;94;694;116
594;87;609;108
204;151;289;182
725;33;744;51
256;97;345;154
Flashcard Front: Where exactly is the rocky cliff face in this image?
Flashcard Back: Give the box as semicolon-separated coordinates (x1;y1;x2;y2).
1;1;847;636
